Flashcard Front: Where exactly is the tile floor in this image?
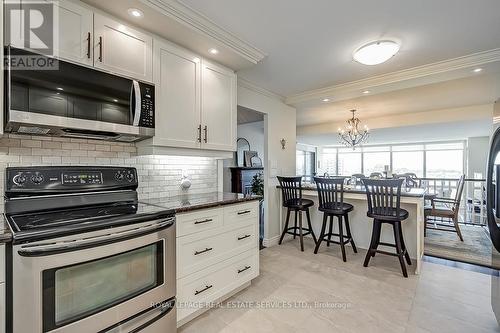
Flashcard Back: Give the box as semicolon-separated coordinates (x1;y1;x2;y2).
179;238;500;333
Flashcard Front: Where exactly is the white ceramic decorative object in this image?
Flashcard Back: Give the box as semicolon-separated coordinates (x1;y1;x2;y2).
181;175;192;190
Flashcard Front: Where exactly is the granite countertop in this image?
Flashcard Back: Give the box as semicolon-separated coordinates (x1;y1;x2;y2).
277;183;429;198
140;192;262;213
0;215;12;244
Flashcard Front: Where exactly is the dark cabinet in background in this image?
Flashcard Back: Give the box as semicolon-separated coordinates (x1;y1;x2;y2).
230;167;263;194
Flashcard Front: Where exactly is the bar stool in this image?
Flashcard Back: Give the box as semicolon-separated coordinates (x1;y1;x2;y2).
362;178;412;277
313;177;357;262
278;176;317;251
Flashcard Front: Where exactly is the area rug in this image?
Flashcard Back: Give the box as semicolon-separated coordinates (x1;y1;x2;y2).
424;224;500;269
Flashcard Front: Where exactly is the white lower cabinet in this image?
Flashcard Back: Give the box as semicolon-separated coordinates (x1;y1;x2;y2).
176;201;260;326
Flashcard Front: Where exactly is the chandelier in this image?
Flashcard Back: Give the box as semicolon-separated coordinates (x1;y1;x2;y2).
338;110;369;149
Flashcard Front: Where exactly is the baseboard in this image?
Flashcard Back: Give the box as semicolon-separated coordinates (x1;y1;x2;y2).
262;235;280;247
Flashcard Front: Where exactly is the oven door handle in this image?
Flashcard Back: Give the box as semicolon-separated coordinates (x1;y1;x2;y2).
99;297;175;333
17;217;175;257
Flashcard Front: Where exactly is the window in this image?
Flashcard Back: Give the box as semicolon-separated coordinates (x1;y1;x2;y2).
321;148;337;175
363;147;390;176
338;149;361;176
315;141;464;179
296;150;316;182
425;143;464;178
391;145;425;177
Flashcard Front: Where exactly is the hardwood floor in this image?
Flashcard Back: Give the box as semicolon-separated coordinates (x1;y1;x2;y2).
179;238;499;333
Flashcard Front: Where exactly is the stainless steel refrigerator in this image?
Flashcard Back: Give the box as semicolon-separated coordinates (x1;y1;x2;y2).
486;100;500;324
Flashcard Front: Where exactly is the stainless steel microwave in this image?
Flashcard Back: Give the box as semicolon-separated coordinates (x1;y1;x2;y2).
4;46;155;142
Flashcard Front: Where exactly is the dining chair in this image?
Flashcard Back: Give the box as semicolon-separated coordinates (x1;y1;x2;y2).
424;175;465;241
352;174;366;185
277;176;317;251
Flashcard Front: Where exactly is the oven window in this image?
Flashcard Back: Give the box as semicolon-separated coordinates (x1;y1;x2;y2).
42;242;164;332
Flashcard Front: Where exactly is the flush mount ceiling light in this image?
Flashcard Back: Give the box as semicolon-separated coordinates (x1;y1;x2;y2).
209;48;219;55
353;40;400;65
322;98;330;102
127;8;144;18
473;68;483;73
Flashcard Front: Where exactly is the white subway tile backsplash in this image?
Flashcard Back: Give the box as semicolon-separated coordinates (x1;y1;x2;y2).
0;134;219;210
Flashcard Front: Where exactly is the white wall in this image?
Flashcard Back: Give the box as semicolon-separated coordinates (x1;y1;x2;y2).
237;83;297;244
467;136;490;179
237;121;265;163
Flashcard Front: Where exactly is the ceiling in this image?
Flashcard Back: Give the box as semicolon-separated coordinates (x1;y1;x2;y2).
81;0;265;70
237;106;264;125
181;0;500;96
297;118;492;146
297;66;500;126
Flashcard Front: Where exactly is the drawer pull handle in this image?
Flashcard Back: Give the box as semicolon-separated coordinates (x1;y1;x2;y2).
238;266;251;274
194;218;213;225
238;234;251;241
194;247;213;256
195;284;213;296
237;210;251;215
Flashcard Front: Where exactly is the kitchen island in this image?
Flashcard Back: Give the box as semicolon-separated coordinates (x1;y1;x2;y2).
277;184;427;274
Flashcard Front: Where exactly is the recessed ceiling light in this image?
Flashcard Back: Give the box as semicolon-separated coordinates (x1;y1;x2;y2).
209;48;219;55
322;98;330;102
113;99;118;102
353;40;400;66
362;90;371;94
127;8;144;18
56;87;63;91
473;68;483;73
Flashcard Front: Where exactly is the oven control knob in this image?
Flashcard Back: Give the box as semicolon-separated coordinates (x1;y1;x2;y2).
31;174;44;184
126;173;135;182
13;174;26;186
115;172;124;181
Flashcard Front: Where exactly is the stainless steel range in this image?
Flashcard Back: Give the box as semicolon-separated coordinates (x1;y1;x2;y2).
4;166;176;333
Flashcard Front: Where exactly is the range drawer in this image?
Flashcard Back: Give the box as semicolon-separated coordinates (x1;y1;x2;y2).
176;208;223;237
223;201;259;226
177;250;259;321
177;223;258;278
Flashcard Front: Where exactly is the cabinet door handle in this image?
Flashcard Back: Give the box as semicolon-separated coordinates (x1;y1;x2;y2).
238;266;251;274
86;32;91;59
194;218;212;225
237;210;251;215
194;247;213;256
197;125;202;142
203;126;208;143
194;284;213;296
237;234;251;241
98;36;103;62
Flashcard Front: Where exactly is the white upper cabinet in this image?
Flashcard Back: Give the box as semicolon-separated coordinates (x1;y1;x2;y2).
93;13;153;82
201;60;237;151
54;0;93;66
155;40;201;149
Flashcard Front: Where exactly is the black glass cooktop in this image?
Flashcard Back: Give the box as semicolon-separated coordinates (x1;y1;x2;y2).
6;201;175;243
9;203;137;232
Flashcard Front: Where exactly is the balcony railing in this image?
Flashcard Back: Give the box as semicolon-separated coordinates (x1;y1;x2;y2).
302;174;487;226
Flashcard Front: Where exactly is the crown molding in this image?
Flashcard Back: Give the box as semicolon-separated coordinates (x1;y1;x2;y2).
286;48;500;105
141;0;266;64
238;78;286;103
